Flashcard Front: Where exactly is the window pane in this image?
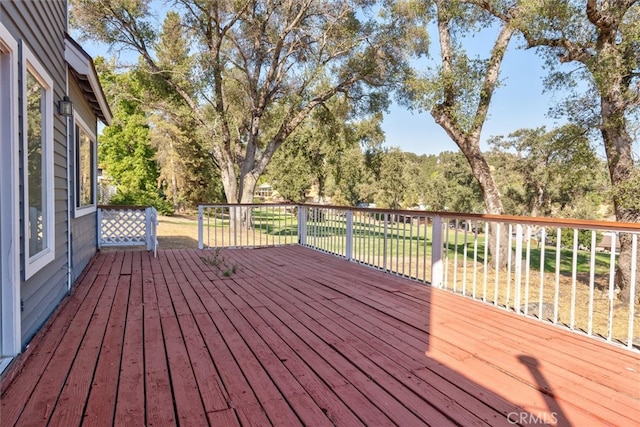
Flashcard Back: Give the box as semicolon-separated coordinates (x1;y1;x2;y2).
26;71;47;257
77;126;94;207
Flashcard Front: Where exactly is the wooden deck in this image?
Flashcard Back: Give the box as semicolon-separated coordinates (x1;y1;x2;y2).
2;246;638;426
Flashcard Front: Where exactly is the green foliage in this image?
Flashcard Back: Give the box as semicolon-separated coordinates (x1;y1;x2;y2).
267;137;314;203
373;148;435;210
328;146;373;206
96;58;165;211
109;190;174;215
72;0;400;205
99;112;157;194
200;248;238;277
611;167;640;212
557;228;601;251
488;124;609;218
266;98;385;205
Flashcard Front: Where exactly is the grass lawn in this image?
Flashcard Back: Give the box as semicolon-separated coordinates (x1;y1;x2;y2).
196;212;616;273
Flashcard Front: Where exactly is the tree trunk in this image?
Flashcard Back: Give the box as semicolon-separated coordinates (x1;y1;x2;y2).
219;167;238;204
459;143;510;269
601;99;640;303
431;6;514;270
217;163;260;232
317;173;327;203
616;232;640;303
238;173;258;230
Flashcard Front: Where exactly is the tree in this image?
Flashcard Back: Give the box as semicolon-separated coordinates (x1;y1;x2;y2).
266;135;315;203
390;0;517;265
330;111;386;205
475;0;640;300
96;58;174;213
71;0;398;213
328;146;372;206
488;125;606;217
149;110;224;209
266;98;385;205
374;148;410;209
147;11;225;209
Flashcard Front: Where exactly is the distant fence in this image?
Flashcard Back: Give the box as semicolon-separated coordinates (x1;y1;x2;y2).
198;203;640;351
98;206;158;256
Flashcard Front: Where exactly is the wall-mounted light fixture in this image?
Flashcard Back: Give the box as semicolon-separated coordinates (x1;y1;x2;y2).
58;95;73;117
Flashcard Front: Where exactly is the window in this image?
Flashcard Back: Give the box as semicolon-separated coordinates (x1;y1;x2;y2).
22;44;54;279
74;115;96;215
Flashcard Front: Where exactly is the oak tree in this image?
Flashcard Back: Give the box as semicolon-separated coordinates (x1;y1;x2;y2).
475;0;640;300
71;0;398;212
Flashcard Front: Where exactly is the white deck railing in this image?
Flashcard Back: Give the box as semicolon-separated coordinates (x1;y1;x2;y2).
198;203;639;351
98;206;158;256
198;204;298;249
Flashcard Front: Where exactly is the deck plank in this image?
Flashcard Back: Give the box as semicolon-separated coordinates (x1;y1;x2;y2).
45;274;127;427
2;247;638;427
0;253;108;425
7;252;123;426
82;270;131;424
114;251;145;426
156;253;211;426
161;251;230;417
143;254;178;426
230;269;434;426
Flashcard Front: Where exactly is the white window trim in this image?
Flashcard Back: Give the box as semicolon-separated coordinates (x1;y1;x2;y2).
74;114;97;217
0;22;21;360
22;43;55;280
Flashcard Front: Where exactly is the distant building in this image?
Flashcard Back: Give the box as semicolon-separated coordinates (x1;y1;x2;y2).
596;232;618;253
255;183;273;199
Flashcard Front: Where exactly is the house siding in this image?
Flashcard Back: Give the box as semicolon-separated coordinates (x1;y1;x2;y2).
68;78;98;281
70;214;96;281
1;0;71;346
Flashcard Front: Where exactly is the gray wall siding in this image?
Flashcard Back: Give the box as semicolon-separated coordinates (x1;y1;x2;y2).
70;214;96;281
69;78;97;281
69;77;94;125
1;0;71;346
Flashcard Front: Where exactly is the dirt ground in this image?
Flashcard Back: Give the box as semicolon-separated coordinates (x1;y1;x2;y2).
156;214;201;249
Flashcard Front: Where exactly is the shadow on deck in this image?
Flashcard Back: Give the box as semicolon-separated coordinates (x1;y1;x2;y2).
1;247;638;426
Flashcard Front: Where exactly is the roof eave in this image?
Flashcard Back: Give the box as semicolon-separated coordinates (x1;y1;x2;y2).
64;35;112;126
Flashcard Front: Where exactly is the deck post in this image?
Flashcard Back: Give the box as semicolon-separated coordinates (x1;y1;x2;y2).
345;210;353;261
145;207;152;251
383;213;388;271
146;207;158;256
298;206;307;246
198;205;204;249
514;224;523;314
431;216;443;288
97;207;103;249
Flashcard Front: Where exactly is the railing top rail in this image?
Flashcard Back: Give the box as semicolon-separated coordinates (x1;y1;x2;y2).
199;203;296;208
296;204;640;233
197;203;640;233
98;205;149;210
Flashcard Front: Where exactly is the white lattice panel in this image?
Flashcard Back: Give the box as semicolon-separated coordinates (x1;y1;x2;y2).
99;208;147;246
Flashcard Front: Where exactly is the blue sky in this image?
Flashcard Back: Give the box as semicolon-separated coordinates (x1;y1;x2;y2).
381;32;567;156
79;9;637;159
89;36;563;157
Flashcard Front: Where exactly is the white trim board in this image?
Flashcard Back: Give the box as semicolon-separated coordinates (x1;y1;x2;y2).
0;21;21;362
21;42;56;280
73;113;98;217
